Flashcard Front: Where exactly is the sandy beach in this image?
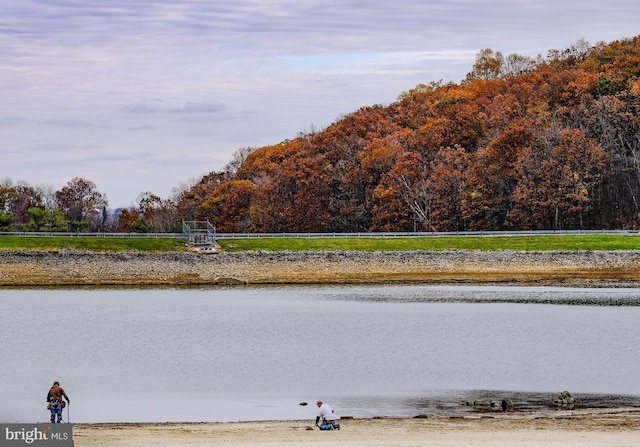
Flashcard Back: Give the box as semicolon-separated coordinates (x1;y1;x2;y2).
72;408;640;446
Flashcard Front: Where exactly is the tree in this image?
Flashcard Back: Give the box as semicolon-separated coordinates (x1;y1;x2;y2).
132;219;154;233
504;53;536;77
596;75;617;96
197;180;257;232
9;182;42;228
1;180;66;231
466;49;505;81
239;138;331;232
428;145;471;231
28;207;66;231
507;129;610;229
371;151;429;231
543;129;610;229
0;210;13;231
43;208;67;232
55;177;108;230
0;183;17;214
117;209;140;232
223;146;258;177
589;94;640;226
176;171;228;221
135;192;180;232
462;122;535;229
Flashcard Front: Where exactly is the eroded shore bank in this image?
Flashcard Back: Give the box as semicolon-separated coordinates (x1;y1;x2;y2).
1;249;640;287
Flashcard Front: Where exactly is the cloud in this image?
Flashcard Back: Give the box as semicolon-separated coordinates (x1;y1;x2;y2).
170;100;228;115
125;102;162;114
125;99;231;119
3;1;638;60
0;116;24;126
28;141;102;152
40;119;94;128
126;125;157;131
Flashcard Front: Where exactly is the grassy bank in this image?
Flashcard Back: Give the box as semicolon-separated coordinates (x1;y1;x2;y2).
0;235;187;252
219;234;640;252
0;234;639;252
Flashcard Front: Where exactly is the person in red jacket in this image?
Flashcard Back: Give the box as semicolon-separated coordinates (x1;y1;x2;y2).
47;381;70;423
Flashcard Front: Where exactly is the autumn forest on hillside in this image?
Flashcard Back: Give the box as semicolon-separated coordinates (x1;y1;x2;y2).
2;36;640;233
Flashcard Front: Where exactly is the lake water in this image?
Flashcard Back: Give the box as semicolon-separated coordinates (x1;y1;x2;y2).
1;285;640;423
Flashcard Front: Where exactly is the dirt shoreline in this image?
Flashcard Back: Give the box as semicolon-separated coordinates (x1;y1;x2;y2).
72;409;640;447
2;249;640;287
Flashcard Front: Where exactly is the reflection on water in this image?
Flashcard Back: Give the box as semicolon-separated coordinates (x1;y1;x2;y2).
1;285;639;423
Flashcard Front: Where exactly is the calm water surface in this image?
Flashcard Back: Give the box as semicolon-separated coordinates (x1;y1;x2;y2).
1;285;639;423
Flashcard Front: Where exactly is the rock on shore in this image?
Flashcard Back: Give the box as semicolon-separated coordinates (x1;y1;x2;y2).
1;249;640;287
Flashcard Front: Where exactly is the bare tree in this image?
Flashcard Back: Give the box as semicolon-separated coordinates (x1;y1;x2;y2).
504;53;536;77
223;146;258;177
136;191;180;232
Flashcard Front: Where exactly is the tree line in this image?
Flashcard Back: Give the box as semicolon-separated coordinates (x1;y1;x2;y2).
0;177;182;233
2;36;640;233
0;177;109;232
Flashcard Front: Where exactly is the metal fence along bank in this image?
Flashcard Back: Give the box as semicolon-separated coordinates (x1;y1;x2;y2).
1;229;639;240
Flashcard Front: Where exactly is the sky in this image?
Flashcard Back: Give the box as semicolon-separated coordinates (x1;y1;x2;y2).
1;1;639;208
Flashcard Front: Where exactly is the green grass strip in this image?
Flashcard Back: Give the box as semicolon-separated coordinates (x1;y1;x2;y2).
217;234;640;252
0;234;639;253
0;236;187;252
